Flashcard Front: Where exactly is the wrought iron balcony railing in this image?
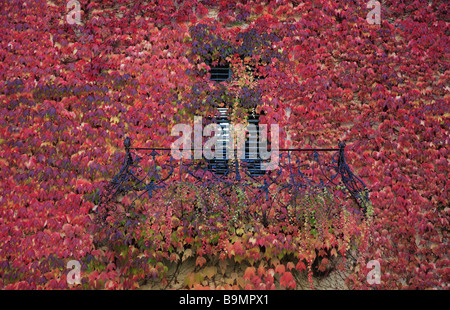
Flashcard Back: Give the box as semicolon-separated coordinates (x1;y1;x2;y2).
95;137;370;226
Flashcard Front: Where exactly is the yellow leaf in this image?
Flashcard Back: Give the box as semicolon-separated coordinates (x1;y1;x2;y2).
194;272;204;283
184;272;195;288
182;248;192;262
270;257;280;267
236;276;245;288
331;248;338;257
219;260;228;275
202;266;217;279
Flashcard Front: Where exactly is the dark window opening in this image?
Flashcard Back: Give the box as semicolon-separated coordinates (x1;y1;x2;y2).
205;58;266;82
206;60;232;82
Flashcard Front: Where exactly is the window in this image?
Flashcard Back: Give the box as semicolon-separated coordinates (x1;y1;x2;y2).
206;107;265;177
206;60;232;82
204;58;265;176
206;59;267;82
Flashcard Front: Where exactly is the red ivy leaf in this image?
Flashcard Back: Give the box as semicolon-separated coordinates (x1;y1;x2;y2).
280;271;295;289
196;256;206;268
244;267;256;280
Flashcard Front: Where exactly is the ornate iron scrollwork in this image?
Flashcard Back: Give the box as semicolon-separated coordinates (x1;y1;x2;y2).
95;138;370;226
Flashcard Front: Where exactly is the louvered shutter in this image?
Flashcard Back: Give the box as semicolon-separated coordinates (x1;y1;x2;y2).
243;111;265;176
207;107;230;175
